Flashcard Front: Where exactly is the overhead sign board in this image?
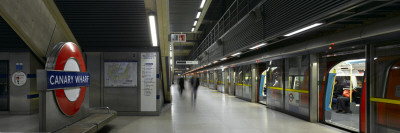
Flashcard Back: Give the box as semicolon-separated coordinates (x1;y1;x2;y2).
176;60;198;65
171;34;186;42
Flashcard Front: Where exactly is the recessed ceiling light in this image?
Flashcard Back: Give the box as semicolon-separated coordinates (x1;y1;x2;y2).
200;0;206;8
284;23;323;37
149;15;158;46
193;21;197;26
249;43;267;50
231;52;241;56
196;12;201;19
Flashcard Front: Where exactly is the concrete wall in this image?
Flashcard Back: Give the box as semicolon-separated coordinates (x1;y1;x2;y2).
0;52;43;114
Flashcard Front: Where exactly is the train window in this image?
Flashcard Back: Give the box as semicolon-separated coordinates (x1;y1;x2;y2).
284;55;310;117
371;43;400;133
266;59;284;109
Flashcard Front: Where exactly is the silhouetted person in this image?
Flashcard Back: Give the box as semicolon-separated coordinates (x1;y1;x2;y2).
178;77;185;96
333;80;343;98
192;77;200;100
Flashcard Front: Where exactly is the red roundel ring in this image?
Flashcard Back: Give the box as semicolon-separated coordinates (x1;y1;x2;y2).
53;42;86;116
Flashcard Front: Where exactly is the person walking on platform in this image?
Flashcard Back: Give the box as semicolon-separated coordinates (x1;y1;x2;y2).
178;77;185;96
192;77;200;100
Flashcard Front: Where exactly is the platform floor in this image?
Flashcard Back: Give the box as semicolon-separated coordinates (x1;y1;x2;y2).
99;83;349;133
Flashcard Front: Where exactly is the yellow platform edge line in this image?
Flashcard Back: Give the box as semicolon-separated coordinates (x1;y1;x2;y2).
267;87;309;93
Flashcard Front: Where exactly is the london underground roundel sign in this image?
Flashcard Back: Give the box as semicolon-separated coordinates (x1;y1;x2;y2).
46;42;86;116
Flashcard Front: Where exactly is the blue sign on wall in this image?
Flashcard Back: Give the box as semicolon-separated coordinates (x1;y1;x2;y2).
47;71;90;90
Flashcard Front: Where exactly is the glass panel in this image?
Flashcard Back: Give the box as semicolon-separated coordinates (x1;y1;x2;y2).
266;59;284;109
209;71;215;89
243;65;252;100
319;46;365;132
284;55;310;117
217;70;224;92
235;67;243;97
371;43;400;132
0;61;8;111
227;69;231;94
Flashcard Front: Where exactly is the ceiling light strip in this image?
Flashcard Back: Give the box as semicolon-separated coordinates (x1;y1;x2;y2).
149;15;158;46
284;23;323;37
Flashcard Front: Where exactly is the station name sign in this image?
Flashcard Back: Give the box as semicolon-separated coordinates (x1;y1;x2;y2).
38;70;90;90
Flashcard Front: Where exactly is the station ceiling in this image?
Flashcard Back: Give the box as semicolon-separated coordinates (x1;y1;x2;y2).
54;0;152;50
169;0;235;59
169;0;202;32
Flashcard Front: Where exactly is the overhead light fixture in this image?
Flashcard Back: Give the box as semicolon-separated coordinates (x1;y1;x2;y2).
231;52;241;56
149;15;158;46
170;59;172;65
193;21;198;26
284;23;323;37
200;0;206;8
220;57;227;61
213;60;218;63
249;43;267;50
191;28;195;32
196;12;201;19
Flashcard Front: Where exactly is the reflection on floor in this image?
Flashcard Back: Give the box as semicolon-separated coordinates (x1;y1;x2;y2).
0;113;39;132
100;82;349;133
328;110;359;131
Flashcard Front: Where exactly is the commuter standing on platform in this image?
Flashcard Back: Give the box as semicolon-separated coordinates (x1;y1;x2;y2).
178;77;185;96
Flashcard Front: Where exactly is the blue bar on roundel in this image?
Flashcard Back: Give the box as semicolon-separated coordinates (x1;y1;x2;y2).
46;71;90;90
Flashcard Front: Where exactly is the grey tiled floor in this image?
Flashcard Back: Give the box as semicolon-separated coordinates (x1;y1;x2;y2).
100;83;349;133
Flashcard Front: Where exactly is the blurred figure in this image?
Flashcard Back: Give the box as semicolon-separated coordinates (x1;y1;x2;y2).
192;77;200;100
178;77;185;96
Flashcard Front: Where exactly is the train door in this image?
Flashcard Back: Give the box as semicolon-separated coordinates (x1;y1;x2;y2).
265;59;284;109
319;47;366;132
235;67;243;97
217;70;224;92
243;65;252;100
370;43;400;132
202;72;207;86
209;71;215;89
258;70;267;104
0;61;8;111
227;69;231;94
284;55;310;118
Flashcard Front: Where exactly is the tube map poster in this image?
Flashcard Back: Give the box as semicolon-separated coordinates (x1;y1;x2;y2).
104;62;137;87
